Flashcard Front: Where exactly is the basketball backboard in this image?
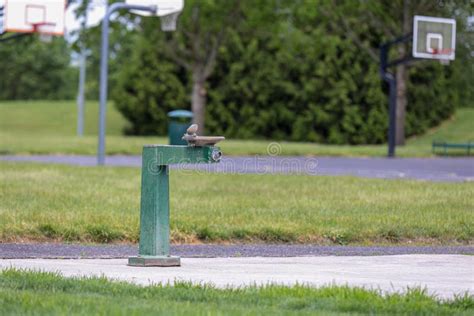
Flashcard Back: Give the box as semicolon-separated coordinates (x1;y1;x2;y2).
3;0;65;35
413;15;456;60
126;0;184;31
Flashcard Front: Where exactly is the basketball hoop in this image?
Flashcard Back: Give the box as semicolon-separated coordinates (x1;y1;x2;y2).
431;48;454;66
31;22;56;43
431;48;454;55
160;12;179;31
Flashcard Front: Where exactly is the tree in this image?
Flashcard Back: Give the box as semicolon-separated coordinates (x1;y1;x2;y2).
160;0;244;133
0;35;76;100
112;0;464;144
327;0;451;145
70;0;141;99
113;23;187;135
206;2;389;144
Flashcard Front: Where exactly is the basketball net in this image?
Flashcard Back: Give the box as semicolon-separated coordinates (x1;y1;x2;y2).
160;12;179;31
439;59;450;66
31;22;55;43
431;48;453;66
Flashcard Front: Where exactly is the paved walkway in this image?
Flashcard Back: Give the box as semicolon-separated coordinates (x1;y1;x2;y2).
1;155;473;182
1;243;473;259
1;255;472;298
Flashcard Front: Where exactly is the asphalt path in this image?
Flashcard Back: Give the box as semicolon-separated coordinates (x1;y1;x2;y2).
1;155;473;182
1;243;472;259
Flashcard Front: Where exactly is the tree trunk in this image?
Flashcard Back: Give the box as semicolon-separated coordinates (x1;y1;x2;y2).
395;61;407;146
395;0;411;146
191;73;207;134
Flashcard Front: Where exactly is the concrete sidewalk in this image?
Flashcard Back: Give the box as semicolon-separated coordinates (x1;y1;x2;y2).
1;255;472;299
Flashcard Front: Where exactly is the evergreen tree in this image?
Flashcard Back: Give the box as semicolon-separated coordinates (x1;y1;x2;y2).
0;35;76;100
112;0;470;144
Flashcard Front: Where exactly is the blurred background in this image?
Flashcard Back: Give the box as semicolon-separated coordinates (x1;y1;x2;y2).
0;0;472;154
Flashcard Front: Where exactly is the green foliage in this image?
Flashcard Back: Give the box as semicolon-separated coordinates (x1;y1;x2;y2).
113;0;469;144
207;26;388;144
81;19;140;100
406;63;457;136
0;1;470;143
113;28;187;135
0;36;76;100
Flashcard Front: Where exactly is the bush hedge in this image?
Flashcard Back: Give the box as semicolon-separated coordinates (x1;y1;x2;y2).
113;4;465;144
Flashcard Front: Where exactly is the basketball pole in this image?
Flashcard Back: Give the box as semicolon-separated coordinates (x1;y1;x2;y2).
98;3;157;166
379;33;413;158
77;7;88;137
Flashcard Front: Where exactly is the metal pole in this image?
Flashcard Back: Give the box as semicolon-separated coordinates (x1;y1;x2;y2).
387;74;397;158
77;8;87;137
98;3;157;165
379;33;413;158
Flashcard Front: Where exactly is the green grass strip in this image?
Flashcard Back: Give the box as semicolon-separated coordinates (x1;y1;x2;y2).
0;161;472;244
0;269;472;315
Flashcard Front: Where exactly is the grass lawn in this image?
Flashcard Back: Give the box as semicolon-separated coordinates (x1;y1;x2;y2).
1;100;473;157
1;270;472;315
0;161;472;244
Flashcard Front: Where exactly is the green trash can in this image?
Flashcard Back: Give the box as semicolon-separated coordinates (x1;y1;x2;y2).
168;110;194;145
